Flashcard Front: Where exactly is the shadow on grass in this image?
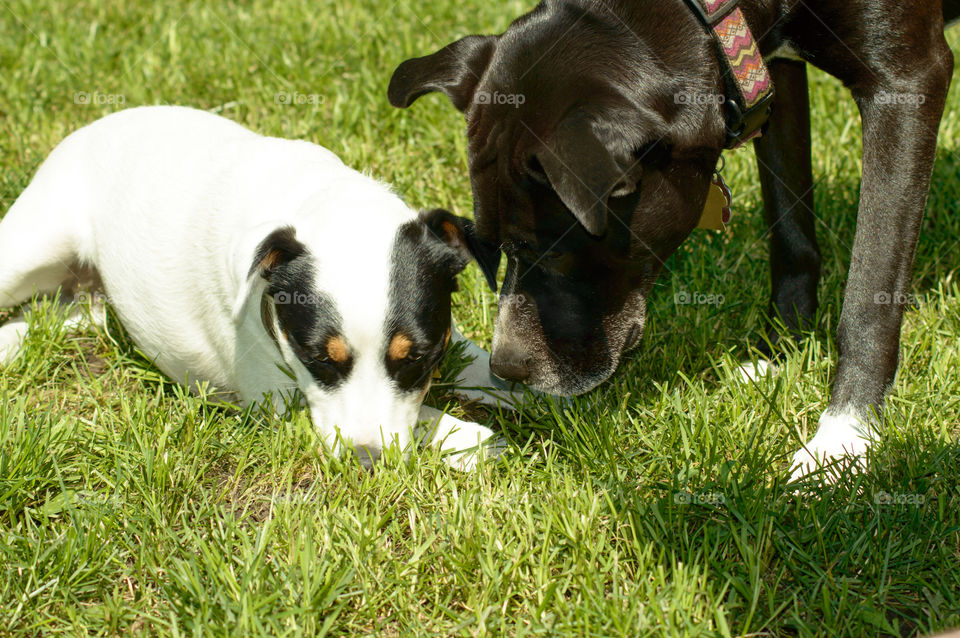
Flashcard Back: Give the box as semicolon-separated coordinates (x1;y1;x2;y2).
602;430;960;635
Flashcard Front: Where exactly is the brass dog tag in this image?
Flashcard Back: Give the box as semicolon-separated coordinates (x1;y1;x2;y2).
698;174;733;230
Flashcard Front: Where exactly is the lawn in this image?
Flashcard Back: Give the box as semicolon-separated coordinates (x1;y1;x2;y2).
1;0;959;635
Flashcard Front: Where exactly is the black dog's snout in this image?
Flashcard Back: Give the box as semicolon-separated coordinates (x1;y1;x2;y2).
491;343;532;383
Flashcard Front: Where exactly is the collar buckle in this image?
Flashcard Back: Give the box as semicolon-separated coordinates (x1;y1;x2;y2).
723;90;775;147
685;0;738;27
682;0;775;149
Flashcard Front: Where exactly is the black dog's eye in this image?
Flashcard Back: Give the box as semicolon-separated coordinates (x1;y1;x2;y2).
634;140;672;169
524;156;550;186
539;249;577;275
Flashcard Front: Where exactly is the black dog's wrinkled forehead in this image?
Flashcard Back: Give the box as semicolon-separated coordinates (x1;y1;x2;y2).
389;0;727;246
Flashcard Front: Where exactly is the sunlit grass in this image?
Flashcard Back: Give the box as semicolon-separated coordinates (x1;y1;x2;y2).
0;1;958;635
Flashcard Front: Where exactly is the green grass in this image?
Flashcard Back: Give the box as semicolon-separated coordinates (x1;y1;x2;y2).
1;0;959;635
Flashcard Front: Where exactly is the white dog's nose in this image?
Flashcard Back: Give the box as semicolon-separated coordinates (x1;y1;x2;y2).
353;441;382;468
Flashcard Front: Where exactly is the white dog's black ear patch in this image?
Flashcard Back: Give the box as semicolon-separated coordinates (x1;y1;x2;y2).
249;226;306;279
420;208;501;291
250;226;352;389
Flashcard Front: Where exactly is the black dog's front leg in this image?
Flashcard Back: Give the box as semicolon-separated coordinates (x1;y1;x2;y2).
791;44;954;479
753;59;821;356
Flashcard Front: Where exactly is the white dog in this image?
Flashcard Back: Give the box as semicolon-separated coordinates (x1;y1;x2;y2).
0;106;517;468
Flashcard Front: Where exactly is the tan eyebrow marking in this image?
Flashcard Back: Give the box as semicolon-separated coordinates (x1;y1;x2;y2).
388;333;413;361
326;335;350;363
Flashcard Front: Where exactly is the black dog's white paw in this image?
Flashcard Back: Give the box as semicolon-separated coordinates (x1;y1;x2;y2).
789;411;873;482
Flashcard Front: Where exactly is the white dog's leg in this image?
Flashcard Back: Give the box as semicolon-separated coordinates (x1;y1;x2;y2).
0;173;87;365
449;322;528;408
0;179;86;308
0;313;29;366
0;185;89;365
789;409;873;481
0;292;105;367
418;405;504;471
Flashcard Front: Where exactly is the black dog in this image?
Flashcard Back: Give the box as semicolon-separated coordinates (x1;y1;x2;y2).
388;0;957;477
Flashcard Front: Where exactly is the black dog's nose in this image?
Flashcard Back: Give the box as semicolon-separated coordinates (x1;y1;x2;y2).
491;343;532;383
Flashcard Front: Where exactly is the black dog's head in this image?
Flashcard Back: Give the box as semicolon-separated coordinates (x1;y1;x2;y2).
389;0;729;395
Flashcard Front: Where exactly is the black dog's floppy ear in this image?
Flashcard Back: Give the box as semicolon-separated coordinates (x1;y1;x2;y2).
388;35;497;112
420;208;501;292
249;226;306;280
537;114;643;237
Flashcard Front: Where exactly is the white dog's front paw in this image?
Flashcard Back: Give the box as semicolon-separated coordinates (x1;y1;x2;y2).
441;422;505;471
418;405;504;470
0;317;28;366
789;411;873;482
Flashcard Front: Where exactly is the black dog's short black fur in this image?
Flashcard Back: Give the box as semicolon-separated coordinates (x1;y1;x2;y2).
388;0;957;447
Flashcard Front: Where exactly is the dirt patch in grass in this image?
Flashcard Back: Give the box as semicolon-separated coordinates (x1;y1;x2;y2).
76;338;110;378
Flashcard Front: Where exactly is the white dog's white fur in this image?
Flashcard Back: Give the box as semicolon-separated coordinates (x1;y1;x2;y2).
0;106;514;469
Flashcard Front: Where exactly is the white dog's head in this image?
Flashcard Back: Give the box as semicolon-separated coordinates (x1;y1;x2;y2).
247;205;498;465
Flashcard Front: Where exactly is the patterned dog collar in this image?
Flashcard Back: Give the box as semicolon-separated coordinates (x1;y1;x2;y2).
683;0;775;148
